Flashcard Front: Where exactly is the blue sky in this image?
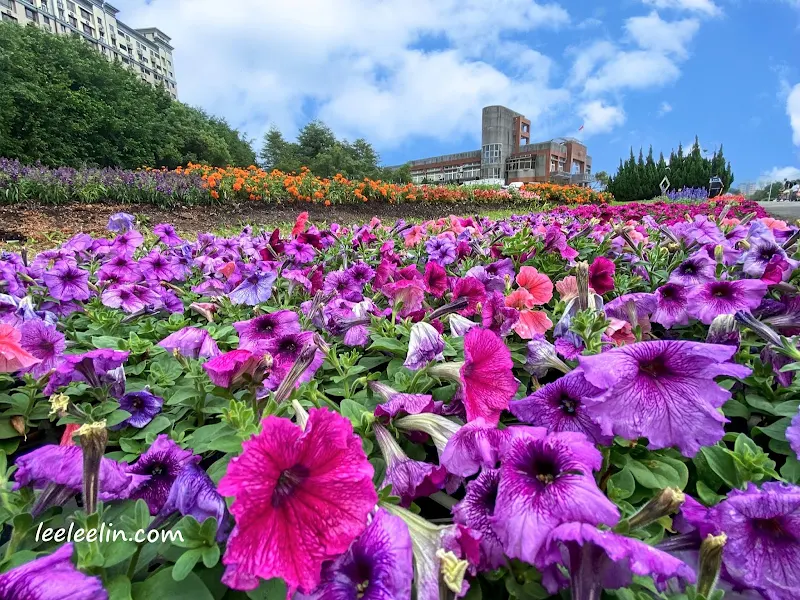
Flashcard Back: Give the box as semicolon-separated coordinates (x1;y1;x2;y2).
117;0;800;185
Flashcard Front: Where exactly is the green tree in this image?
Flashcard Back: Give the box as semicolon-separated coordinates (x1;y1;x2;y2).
0;23;254;168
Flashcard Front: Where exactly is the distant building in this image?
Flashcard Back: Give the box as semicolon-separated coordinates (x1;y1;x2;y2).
406;105;592;186
737;181;758;197
1;0;178;99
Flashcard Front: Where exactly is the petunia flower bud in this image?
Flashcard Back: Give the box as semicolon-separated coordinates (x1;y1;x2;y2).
734;311;782;346
706;314;740;347
576;261;590;311
436;549;469;594
78;420;108;515
697;533;727;598
394;413;462;455
525;337;570;378
624;487;685;531
428;296;469;321
448;314;477;338
291;399;309;430
714;244;725;264
10;416;26;440
189;302;217;322
273;343;318;405
404;322;445;371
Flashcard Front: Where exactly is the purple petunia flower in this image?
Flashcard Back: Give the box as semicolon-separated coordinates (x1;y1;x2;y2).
543;226;578;261
323;270;363;302
0;543;107;599
708;482;800;599
440;418;510;477
425;237;457;266
788;412;800;459
741;239;798;279
153;223;183;246
295;509;413;600
284;240;316;264
524;335;570;378
579;341;751;456
158;326;220;359
492;428;619;564
453;469;505;571
101;284;162;314
111;230;144;255
262;331;324;391
652;282;691;329
345;261;376;288
139;251;180;283
228;271;277;306
371;381;435;421
537;523;695;595
117;389;164;429
669;254;716;286
373;423;447;507
233;310;301;351
154;462;231;542
97;254;141;284
404;322;445;371
42;264;91;302
125;435;198;515
510;370;611;445
19;319;65;378
687;279;768;325
481;292;519;337
43;349;129;396
107;212;136;233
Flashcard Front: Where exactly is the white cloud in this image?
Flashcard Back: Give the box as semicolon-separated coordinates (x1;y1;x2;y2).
642;0;721;16
658;102;673;116
625;11;700;58
578;101;626;134
110;0;572;150
583;51;682;94
788;83;800;145
760;166;800;184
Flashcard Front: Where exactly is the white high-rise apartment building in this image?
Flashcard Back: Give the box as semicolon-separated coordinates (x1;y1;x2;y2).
0;0;178;99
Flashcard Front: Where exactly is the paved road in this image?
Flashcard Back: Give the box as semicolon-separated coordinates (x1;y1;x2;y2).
758;202;800;222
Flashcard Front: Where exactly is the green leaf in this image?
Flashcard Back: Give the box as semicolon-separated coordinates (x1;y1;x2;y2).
172;549;202;582
696;480;725;506
368;336;407;354
781;456;800;484
744;394;778;416
202;544;220;568
106;409;132;428
607;468;636;502
132;415;171;440
752;417;792;442
722;398;750;419
106;575;133;600
131;567;213;600
699;446;741;489
207;434;243;453
339;399;367;427
623;456;687;490
92;336;126;349
245;578;288;600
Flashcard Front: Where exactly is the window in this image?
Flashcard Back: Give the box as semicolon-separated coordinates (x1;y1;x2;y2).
43;15;49;24
60;23;67;32
122;56;129;63
0;0;14;10
69;15;76;27
79;7;91;20
482;143;502;163
67;0;75;11
25;7;38;21
58;9;64;18
82;23;93;36
2;12;17;22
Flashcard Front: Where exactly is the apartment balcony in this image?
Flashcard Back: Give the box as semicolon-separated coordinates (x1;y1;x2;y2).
570;173;591;184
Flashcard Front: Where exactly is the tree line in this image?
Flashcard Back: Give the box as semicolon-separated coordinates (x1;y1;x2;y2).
0;23;255;169
608;137;734;202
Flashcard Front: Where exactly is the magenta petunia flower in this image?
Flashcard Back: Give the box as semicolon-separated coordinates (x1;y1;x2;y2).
219;409;377;596
42;263;91;302
373;423;447;507
295;508;413;600
588;256;616;295
481;292;519;337
510;370;611;445
543;226;578;261
97;254;141;284
423;261;448;298
158;327;220;359
234;310;301;350
687;279;768;325
652;282;691;329
263;331;324;391
537;523;695;594
453;469;506;570
492;428;619;564
384;279;426;317
451;277;486;317
0;543;107;599
19;319;65;378
430;327;518;426
708;482;800;599
323;270;363;302
579;341;751;456
202;349;267;389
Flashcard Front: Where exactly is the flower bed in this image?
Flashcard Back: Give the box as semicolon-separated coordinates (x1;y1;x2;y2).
0;202;799;599
0;158;610;207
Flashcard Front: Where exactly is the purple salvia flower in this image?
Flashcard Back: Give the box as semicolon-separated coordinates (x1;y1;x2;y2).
403;322;445;371
295;509;413;600
158;327;220;359
687;279;768;325
580;341;751;456
492;428;619;564
42;264;90;302
510;370;611;445
0;543;107;600
125;435;198;515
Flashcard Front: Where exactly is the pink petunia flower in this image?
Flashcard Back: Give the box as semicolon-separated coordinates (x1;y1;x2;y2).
0;324;41;373
429;328;518;425
219;408;377;597
505;289;536;310
516;267;553;305
555;276;579;302
513;310;553;339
